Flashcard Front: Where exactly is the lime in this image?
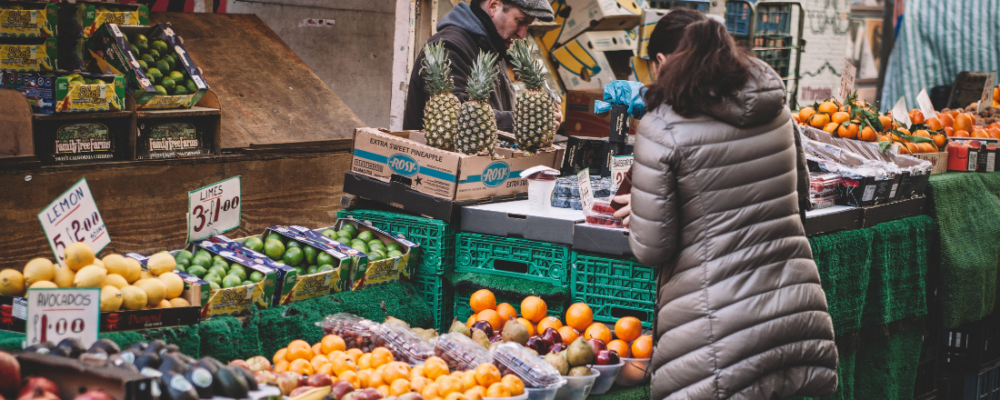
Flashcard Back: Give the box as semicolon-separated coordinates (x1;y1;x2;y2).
204;273;222;285
306;266;318;275
146;67;162;82
357;231;375;242
368;241;385;250
169;71;184;82
161;77;176;93
148;49;160;60
185;79;198;93
154;85;168;96
141;54;155;65
244;236;264;252
294;266;306;276
212;255;226;264
130;44;139;55
317;252;334;266
174;250;193;261
155;60;169;73
136;41;149;53
321;229;337;239
286;240;301;249
187;266;207;278
264;239;285;260
368;252;384;262
208;266;227;278
303;246;318;265
319;264;334;272
152;40;168;53
249;271;264;283
388;250;403;258
227;268;247;281
341;224;358;237
208;281;220;290
195;249;210;258
212;260;230;271
242;280;253;286
283;247;303;266
172;86;189;96
191;256;212;269
351;242;369;254
386;243;401;252
265;233;284;245
222;275;242;288
136;34;148;44
176;258;191;268
175;264;187;273
164;55;176;71
337;232;353;243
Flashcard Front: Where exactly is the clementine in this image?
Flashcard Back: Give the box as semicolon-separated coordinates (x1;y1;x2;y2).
273;348;288;366
486;383;510;398
823;122;839;134
972;129;990;138
312;342;323;357
837;123;859;139
466;315;477;328
389;378;410;396
955;113;974;132
878;115;893;132
630;335;654;359
831;111;850;124
332;352;359;376
444;393;467;400
798;107;816;123
926;117;943;131
939;113;954;128
520;296;548;323
465;386;486;400
990;127;1000;139
516;318;536;336
383;362;411;384
341;370;361;389
475;363;502;387
909;109;925;125
310;354;329;370
608;339;630;357
809;113;831;128
274;360;289;374
422;382;442;400
346;348;365;364
584;322;613;344
476;309;503;332
954;130;970;137
501;374;525;396
932;134;947;147
496;303;518;323
289;358;314;375
565;303;594;331
287;339;313;361
461;370;478;391
858;126;877;142
424;356;450;380
470;289;497;314
371;347;394;368
438;376;464;397
557;326;580;345
536;316;563;333
317;363;334;376
321;334;347;354
614;317;643;342
944;127;954;136
913;130;930;137
412;376;431;393
817;101;838;114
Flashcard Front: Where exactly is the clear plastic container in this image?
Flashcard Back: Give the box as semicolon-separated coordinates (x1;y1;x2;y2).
569;198;582;210
585;211;624;228
318;313;378;351
492;342;567;389
373;321;435;365
810;195;837;210
589;199;615;215
525;386;561;400
433;332;492;372
810;173;841;194
553;179;575;197
485;393;529;400
554;369;599;400
551;195;571;209
615;358;651;387
589;362;624;394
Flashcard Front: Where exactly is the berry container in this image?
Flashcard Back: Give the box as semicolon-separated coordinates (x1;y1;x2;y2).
810;195;837;210
552;195;572;208
373;321;435;365
318;313;378;352
433;332;492;371
492;342;567;389
585;211;625;228
569;198;583;210
810;173;841;195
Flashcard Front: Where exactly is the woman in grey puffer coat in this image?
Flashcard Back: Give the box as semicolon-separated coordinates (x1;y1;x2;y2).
612;10;838;400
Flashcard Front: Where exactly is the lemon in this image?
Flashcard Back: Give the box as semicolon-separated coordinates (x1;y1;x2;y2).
102;254;130;277
29;281;58;289
74;265;107;288
148;253;176;276
100;286;123;312
169;298;191;307
156;299;172;308
157;272;184;299
91;258;105;269
139;270;154;280
104;274;128;289
135;278;166;306
0;270;25;296
23;258;55;286
124;257;142;283
65;242;95;271
120;286;147;310
54;267;75;287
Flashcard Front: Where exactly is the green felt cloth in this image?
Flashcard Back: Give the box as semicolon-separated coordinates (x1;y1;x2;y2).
929;172;1000;328
809;229;875;336
862;216;934;327
590;385;650;400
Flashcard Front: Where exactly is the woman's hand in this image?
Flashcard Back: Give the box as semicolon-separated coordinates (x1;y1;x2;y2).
612;193;632;227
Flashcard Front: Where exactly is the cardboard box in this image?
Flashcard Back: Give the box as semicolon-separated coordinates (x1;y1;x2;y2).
311;218;420;288
0;2;57;38
351;128;560;202
0;71;125;113
60;2;149;38
85;23;209;109
537;0;641;50
561;135;630;176
135;108;220;160
629;56;654;85
564;89;638;138
182;239;280;317
552;30;638;91
257;226;357;302
32;110;133;164
343;171;516;223
18;352;154;400
912;151;949;175
0;38;57;72
637;8;667;59
461;200;585;245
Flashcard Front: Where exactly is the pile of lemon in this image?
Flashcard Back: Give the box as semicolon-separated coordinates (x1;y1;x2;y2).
0;242;190;312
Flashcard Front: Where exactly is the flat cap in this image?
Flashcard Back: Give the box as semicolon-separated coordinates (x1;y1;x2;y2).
507;0;555;22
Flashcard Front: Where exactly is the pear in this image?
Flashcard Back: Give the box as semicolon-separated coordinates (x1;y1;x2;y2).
566;337;595;367
501;319;529;345
448;318;471;337
471;329;490;349
544;352;569;376
568;366;592;377
381;301;410;327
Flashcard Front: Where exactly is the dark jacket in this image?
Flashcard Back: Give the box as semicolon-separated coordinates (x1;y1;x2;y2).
403;2;515;133
630;59;838;400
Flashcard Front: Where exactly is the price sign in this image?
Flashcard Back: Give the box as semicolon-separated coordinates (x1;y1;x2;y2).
37;178;110;269
892;96;911;129
837;59;857;102
916;89;938;120
26;288;100;348
187;176;241;243
977;72;996;114
576;169;594;212
611;155;634;189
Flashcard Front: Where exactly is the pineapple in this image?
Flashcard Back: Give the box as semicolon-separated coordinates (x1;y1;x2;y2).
456;50;500;157
419;41;461;151
510;39;555;152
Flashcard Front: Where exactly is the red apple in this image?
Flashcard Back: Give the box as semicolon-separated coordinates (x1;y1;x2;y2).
18;378;58;399
540;328;562;348
72;390;111;400
0;351;20;398
331;381;355;400
254;371;278;385
245;356;272;373
587;339;607;355
228;359;251;370
306;373;333;387
277;372;301;395
596;350;620;365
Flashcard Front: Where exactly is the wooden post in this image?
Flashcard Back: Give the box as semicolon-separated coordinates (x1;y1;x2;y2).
390;0;414;131
0;89;34;157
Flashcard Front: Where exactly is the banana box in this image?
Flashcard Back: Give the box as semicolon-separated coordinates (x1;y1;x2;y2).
257;226;357;303
637;9;667;59
0;71;125;113
0;2;57;38
0;38;56;72
310;217;420;287
60;2;149;38
551;30;637;90
537;0;641;50
629;56;654;85
180;240;279;318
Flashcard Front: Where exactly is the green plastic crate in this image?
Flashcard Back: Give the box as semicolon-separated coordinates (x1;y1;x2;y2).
338;209;455;275
412;273;454;332
453;286;566;324
455;233;572;287
571;253;658;328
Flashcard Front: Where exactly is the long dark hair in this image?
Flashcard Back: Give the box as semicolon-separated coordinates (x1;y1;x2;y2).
644;10;752;117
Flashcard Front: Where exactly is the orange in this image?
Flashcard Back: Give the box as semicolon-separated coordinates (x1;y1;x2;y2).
858;126;877;142
346;348;364;364
371;347;394;368
990;122;1000;131
317;363;334;376
412;376;431;393
501;375;525;396
370;366;386;388
838;123;859;139
630;335;653;359
989;127;1000;139
390;379;411;396
423;382;442;400
557;326;580;345
817;101;838;114
486;383;511;398
822;122;839;134
614;317;643;342
939;113;954;128
424;356;450;380
954;130;970;137
926;117;943;131
798;107;816;123
359;369;373;388
909;109;925;125
830;111;850;124
897;128;911;137
516;318;536;336
467;315;477;328
536;316;563;333
312;342;323;356
476;309;503;332
792;114;801;124
809;113;830;128
274;360;289;374
438;376;464;397
565;303;594;331
332;352;359;376
475;363;502;387
341;370;362;389
955;113;974;132
608;339;630;357
946;110;960;119
444;393;468;400
465;386;486;400
913;129;930;137
994;87;999;102
289;358;314;375
521;296;548;323
383;361;411;383
903;142;918;154
584;322;613;344
273;348;288;366
932;134;947;148
378;385;390;398
879;115;893;132
972;129;990;139
287;339;313;361
310;354;329;370
917;142;937;153
358;353;373;370
411;365;427;380
461;370;478;391
496;303;518;323
321;334;347;354
470;289;497;314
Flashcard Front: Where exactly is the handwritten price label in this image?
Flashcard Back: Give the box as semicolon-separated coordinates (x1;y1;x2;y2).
187;176;241;243
978;72;996;114
26;288;100;348
577;168;594;212
837;59;857;102
37;178;110;268
611;155;634;189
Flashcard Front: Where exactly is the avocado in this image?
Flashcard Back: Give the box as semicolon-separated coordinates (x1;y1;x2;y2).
24;341;55;354
134;352;162;370
185;367;215;399
145;340;168;355
232;366;258;391
129;342;149;352
159;353;190;375
196;357;221;374
214;367;249;399
57;338;87;358
90;338;121;355
161;371;199;400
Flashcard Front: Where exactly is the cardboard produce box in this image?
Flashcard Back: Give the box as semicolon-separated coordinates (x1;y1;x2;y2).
32;110;133;165
0;2;57;38
538;0;641;49
179;239;280;318
551;30;638;91
85;23;209;109
351;128;561;202
912;151;948;175
255;226;355;302
18;352;154;400
637;8;667;59
0;38;57;72
0;70;125;113
312;217;420;287
60;2;149;38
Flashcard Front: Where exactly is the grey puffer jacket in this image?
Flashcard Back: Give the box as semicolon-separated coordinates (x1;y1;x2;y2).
630;59;838;400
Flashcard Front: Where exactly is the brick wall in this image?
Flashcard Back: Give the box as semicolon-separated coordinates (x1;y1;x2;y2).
795;0;851;106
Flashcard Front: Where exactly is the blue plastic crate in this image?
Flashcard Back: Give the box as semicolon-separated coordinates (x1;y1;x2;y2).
725;1;752;36
646;0;709;12
455;232;572;287
941;366;1000;400
754;4;791;37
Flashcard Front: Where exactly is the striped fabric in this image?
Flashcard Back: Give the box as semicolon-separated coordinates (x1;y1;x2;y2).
880;0;1000;111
